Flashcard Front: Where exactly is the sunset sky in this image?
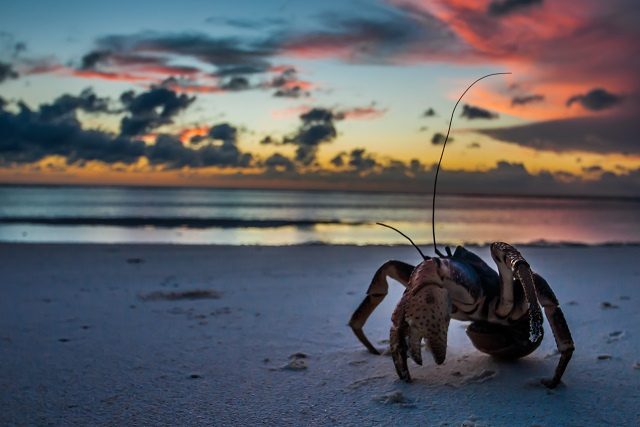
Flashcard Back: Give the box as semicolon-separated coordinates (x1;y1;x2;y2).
0;0;638;196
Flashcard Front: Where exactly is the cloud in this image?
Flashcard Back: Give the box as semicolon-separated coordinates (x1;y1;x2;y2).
487;0;543;17
566;88;623;111
260;135;275;145
80;50;111;70
385;0;640;122
274;86;308;98
160;76;223;94
299;108;336;124
266;67;313;98
213;64;271;76
330;152;345;167
95;32;276;76
423;108;436;117
146;130;252;169
0;87;258;169
264;152;296;172
479;114;640;154
220;76;250;91
204;17;287;31
348;148;378;171
461;104;499;120
119;86;195;136
208;123;237;144
0;97;146;165
284;107;338;165
0;61;18;83
431;132;453;144
340;105;387;120
40;88;113;119
511;94;545;106
582;165;602;173
279;6;463;63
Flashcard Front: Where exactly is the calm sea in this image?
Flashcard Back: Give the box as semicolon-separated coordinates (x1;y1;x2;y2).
0;185;638;246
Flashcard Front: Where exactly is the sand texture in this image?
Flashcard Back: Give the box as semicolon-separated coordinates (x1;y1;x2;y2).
1;244;639;426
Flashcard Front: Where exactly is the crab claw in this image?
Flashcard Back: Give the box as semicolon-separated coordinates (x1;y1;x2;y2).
390;284;451;381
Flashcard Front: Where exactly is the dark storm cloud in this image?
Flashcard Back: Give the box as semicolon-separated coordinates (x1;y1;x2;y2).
487;0;543;17
299;108;337;124
146;131;252;169
0;87;252;170
348;148;378;171
208;123;237;144
566;88;623;111
0;61;19;83
330;152;345;167
283;108;338;165
119;86;195;136
435;162;640;198
479;114;640;154
0;98;145;165
511;94;545;106
264;152;295;172
461;104;499;120
40;88;112;119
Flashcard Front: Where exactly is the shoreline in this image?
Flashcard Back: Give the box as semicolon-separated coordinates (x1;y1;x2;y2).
1;244;638;425
2;241;640;248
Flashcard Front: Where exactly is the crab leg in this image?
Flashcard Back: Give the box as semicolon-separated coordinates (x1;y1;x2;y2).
532;273;575;388
492;242;574;388
349;260;415;354
491;243;544;343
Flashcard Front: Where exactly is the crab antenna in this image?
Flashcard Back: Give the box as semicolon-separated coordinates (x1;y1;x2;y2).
431;72;511;257
376;222;429;260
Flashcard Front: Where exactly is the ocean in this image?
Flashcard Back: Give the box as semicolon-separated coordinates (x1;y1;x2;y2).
0;185;638;246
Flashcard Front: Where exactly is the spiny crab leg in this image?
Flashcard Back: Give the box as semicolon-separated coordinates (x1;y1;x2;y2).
531;273;575;388
492;242;574;388
349;261;415;355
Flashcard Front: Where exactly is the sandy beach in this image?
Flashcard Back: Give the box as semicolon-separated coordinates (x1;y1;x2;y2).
1;243;638;426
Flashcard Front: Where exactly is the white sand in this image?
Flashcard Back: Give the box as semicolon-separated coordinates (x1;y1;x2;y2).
1;243;638;426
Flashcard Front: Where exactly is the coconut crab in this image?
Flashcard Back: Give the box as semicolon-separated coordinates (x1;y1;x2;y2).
348;73;574;388
349;242;574;388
